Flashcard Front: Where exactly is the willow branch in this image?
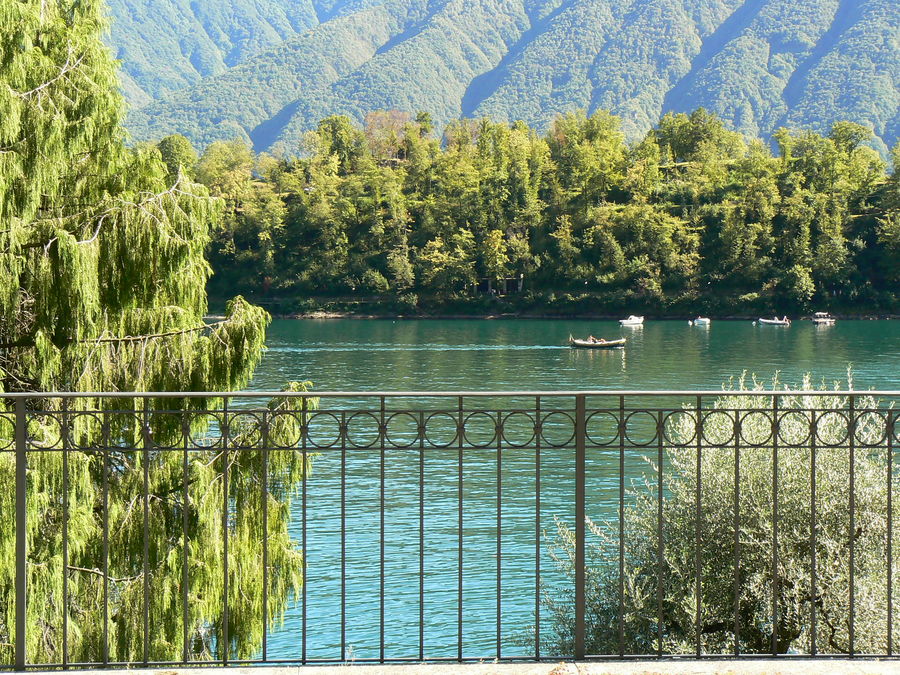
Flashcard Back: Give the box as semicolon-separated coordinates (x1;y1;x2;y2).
89;320;227;343
67;565;142;584
0;320;228;349
18;49;86;98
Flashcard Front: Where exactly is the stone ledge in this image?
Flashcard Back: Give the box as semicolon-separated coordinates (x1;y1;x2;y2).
23;662;900;675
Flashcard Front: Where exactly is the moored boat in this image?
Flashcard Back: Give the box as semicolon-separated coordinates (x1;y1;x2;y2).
619;315;644;326
812;311;836;325
690;317;711;326
757;316;791;326
569;336;626;349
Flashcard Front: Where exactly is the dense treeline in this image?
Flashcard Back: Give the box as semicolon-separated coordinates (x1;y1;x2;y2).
160;109;899;315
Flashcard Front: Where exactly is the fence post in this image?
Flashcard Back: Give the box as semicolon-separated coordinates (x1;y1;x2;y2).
15;398;27;671
574;394;586;659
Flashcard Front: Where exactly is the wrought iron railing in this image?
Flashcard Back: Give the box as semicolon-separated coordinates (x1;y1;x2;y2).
1;390;899;668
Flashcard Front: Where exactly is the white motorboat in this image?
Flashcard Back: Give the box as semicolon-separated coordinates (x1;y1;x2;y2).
812;312;836;325
689;317;711;326
619;315;644;326
757;317;791;326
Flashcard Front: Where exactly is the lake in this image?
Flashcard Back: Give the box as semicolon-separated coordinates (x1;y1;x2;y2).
247;318;900;660
252;318;900;393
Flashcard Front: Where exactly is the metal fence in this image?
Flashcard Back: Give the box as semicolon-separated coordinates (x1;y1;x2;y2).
1;390;899;669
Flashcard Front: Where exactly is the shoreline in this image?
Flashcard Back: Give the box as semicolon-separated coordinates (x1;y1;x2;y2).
272;311;898;321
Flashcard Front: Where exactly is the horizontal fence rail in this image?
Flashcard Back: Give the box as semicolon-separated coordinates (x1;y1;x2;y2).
1;390;899;669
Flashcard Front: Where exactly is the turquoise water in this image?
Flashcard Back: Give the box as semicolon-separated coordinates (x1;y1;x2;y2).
253;318;900;393
248;319;900;660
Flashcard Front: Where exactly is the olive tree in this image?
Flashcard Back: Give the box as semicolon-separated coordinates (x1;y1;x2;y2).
544;377;897;655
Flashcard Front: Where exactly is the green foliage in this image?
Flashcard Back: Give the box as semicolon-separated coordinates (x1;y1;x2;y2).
106;0;321;105
0;384;318;664
543;376;896;655
0;0;270;395
200;110;898;311
0;0;301;664
157;134;199;183
119;0;899;156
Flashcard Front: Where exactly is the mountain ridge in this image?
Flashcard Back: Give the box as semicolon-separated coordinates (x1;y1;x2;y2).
113;0;900;153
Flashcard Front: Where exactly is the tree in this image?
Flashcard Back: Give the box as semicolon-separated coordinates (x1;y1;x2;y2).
312;115;370;176
0;0;300;664
364;110;411;160
547;110;627;212
416;231;477;295
196;139;254;204
480;229;510;284
544;378;895;655
875;212;900;285
157;134;198;183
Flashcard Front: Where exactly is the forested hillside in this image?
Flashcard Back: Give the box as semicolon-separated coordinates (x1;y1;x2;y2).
161;110;900;315
116;0;900;154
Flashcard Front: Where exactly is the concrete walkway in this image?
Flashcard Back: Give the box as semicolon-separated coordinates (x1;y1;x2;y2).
36;662;900;675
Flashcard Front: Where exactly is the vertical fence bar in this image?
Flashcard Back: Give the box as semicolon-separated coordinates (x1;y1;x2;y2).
657;409;664;657
379;396;386;663
495;408;502;660
889;409;894;656
15;398;27;672
810;410;818;656
574;394;586;660
694;395;702;657
618;395;625;657
182;416;190;664
301;397;308;664
535;396;542;660
102;415;110;665
62;398;69;668
142;405;151;666
849;394;856;655
261;411;269;663
457;396;464;662
772;395;779;656
733;410;741;656
222;398;230;665
340;410;347;661
420;410;426;662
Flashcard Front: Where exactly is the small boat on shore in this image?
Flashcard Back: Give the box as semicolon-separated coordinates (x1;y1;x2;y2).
619;315;644;326
569;336;626;349
812;312;836;325
690;317;711;326
757;316;791;326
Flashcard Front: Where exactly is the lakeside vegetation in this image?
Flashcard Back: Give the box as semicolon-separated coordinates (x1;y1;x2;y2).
0;0;301;663
544;378;897;655
158;110;900;317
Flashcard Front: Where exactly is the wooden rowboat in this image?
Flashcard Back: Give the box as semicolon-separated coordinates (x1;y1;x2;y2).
569;336;626;349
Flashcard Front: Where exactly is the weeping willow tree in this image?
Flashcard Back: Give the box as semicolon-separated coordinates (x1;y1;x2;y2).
0;0;310;664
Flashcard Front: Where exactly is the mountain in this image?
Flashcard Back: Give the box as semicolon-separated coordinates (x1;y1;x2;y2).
114;0;900;153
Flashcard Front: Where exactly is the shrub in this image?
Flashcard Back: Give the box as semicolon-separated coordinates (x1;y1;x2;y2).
543;376;896;655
